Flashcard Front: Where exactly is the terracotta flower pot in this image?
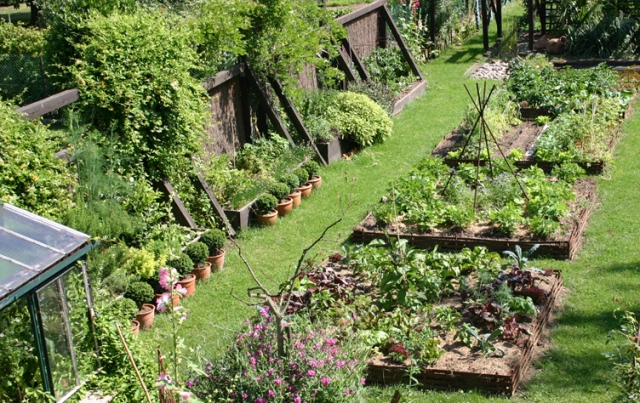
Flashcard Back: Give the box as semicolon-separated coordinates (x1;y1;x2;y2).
131;320;140;336
297;183;312;198
307;176;322;189
193;261;212;280
288;190;302;207
207;250;226;271
136;304;155;330
276;197;293;217
178;274;196;297
256;210;278;226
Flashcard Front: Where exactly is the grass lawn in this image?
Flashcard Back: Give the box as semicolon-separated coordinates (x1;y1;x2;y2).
143;3;640;401
0;3;30;24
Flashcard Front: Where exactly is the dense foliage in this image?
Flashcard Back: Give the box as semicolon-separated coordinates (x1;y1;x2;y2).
0;99;76;220
0;21;45;55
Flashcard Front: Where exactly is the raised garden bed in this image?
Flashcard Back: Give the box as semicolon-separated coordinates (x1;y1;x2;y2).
365;269;563;395
432;118;625;175
391;80;427;116
315;136;358;164
224;198;256;232
352;178;597;260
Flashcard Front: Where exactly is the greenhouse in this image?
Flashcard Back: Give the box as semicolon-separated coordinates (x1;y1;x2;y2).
0;203;96;402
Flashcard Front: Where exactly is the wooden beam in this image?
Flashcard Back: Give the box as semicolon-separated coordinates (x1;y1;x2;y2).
336;0;387;25
429;0;436;44
540;0;546;35
202;63;244;92
194;175;236;236
342;38;371;82
268;78;328;166
336;47;359;82
496;0;503;38
244;63;296;147
15;89;79;120
381;5;424;81
528;0;535;51
156;180;197;229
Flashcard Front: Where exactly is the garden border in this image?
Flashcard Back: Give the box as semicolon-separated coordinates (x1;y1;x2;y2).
365;270;563;395
351;180;597;260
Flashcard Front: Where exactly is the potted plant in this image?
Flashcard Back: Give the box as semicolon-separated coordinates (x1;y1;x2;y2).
304;160;322;189
200;228;227;272
131;320;140;335
294;168;312;198
281;173;301;207
177;246;205;297
253;193;278;226
166;253;193;303
125;282;156;330
268;182;293;217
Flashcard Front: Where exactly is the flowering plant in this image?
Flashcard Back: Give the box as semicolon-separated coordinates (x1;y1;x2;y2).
156;266;187;312
188;310;368;402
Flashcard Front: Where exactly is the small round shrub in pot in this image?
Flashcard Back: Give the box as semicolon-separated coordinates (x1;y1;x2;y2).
253;193;278;226
280;173;300;194
167;253;194;277
293;168;312;198
184;242;209;268
268;182;293;217
200;228;227;272
303;160;322;188
125;281;155;308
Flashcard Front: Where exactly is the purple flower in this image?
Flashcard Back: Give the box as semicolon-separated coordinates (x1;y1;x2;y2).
242;393;248;399
294;397;301;403
335;360;346;368
268;390;275;398
307;370;315;377
344;390;353;395
274;378;282;386
320;376;331;387
254;398;266;403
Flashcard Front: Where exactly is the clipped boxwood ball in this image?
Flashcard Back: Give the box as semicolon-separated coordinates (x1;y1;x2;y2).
200;229;227;255
303;161;320;178
168;252;195;276
280;173;300;193
125;281;155;307
254;193;278;215
184;242;209;267
267;182;291;202
293;168;309;186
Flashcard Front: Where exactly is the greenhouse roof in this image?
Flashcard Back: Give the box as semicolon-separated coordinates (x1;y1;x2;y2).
0;203;92;309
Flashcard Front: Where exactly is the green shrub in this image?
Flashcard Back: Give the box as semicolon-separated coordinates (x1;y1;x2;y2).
102;268;131;297
253;194;278;215
124;282;155;307
0;100;76;221
200;229;227;255
122;247;165;280
293;168;309;185
184;242;209;267
0;21;45;56
102;297;139;321
267;182;291;202
168;253;195;277
279;174;300;193
328;92;393;146
303;160;320;178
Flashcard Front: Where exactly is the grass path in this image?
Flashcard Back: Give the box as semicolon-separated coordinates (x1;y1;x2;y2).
145;4;640;401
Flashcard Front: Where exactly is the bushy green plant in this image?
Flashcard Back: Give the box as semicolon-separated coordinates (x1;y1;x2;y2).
124;281;155;307
293;168;309;187
0;21;45;56
101;297;139;321
253;193;278;215
279;173;300;193
552;162;586;184
168;253;195;277
122;247;165;280
363;46;412;86
184;242;209;267
200;229;227;255
267;182;291;202
303;160;320;178
67;10;209;183
567;13;638;59
328;92;393;146
102;268;131;297
0;100;76;221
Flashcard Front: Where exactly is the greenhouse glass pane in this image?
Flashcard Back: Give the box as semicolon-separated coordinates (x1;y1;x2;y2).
0;231;62;271
38;281;76;398
0;297;44;402
61;268;94;379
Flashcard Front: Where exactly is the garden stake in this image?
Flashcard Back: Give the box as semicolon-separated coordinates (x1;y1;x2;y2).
115;323;153;403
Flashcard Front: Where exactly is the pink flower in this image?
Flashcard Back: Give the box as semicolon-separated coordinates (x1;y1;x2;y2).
268;390;275;398
335;360;346;368
174;284;187;297
156;293;171;313
344;390;353;395
155;373;171;390
260;306;270;317
274;378;282;386
310;361;318;368
159;267;172;291
242;393;248;399
307;370;315;377
254;398;266;403
294;398;301;403
361;378;366;385
179;391;191;400
320;376;331;387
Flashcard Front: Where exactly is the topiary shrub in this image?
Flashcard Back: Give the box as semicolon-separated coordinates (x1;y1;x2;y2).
293;168;309;187
303;161;320;178
267;182;291;202
200;229;227;255
253;194;278;215
102;268;131;297
124;281;155;307
280;174;300;194
103;297;139;320
184;242;209;268
327;91;393;146
168;253;195;276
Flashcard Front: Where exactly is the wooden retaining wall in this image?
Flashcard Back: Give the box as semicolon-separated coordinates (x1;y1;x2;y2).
366;271;563;395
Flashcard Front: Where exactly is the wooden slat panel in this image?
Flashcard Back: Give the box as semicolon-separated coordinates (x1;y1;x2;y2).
202;63;244;92
342;38;371;82
15;89;79;120
336;48;358;82
157;180;197;229
335;0;387;25
194;175;236;236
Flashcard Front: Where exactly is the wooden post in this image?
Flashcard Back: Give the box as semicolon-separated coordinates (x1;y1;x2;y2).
156;180;198;229
336;48;358;82
193;175;236;236
15;89;79;120
429;0;436;44
381;5;424;81
540;0;546;35
496;0;503;38
244;63;296;147
378;10;387;48
481;0;489;52
342;38;371;82
528;0;535;51
267;78;328;165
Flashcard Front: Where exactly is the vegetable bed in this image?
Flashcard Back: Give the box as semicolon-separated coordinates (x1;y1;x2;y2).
352;157;597;259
